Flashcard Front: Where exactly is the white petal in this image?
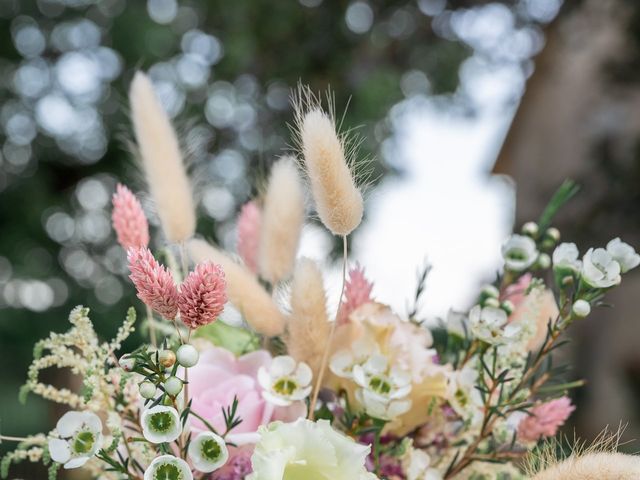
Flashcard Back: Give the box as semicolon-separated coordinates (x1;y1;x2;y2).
80;412;103;434
257;366;272;390
48;438;71;463
270;356;296;377
352;365;368;388
386;399;412;418
364;354;387;374
289;385;312;401
56;411;85;437
262;390;293;407
329;350;354;377
188;432;229;473
64;456;89;469
294;362;312;386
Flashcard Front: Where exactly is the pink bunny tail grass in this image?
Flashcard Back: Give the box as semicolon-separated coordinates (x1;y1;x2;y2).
178;262;227;329
237;201;262;274
518;396;575;443
337;263;374;325
112;184;150;249
128;247;179;320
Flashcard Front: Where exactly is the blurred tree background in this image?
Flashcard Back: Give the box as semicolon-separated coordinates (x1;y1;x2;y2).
4;0;640;478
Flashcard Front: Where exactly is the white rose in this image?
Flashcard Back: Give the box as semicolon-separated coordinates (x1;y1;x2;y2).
606;238;640;273
502;235;538;271
581;248;621;288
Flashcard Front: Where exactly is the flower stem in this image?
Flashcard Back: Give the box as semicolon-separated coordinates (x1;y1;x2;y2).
308;235;348;420
146;304;157;348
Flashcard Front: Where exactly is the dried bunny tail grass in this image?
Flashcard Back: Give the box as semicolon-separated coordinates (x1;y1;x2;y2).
292;86;363;236
526;425;640;479
129;71;196;243
258;156;305;284
286;258;330;378
187;238;285;337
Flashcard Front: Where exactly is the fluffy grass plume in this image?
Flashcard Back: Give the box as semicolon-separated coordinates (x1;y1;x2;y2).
527;427;640;479
286;258;330;377
188;238;285;337
129;71;196;243
293;87;363;237
258;156;305;284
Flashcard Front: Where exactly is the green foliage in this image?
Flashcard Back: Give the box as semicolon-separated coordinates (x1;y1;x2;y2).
194;321;260;355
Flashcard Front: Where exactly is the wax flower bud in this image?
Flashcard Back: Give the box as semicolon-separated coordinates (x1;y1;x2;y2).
176;344;199;368
139;381;157;399
572;299;591;318
501;300;515;315
119;354;135;372
483;297;500;309
158;349;176;369
481;284;499;299
546;227;561;243
537;253;551;269
164;376;183;396
522;221;539;237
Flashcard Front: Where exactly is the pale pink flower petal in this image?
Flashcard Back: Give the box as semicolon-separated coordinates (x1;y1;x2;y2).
112;184;150;249
127;247;178;319
337;263;374;325
178;262;227;329
237;201;262;273
517;396;575;443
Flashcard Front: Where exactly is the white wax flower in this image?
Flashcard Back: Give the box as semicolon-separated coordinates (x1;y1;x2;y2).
188;432;228;473
329;337;377;379
446;366;484;424
141;405;182;444
248;418;378;480
48;411;103;469
257;355;312;406
581;248;621;288
552;242;582;273
144;455;193;480
468;305;520;345
501;234;538;271
606;238;640;273
352;354;412;421
403;447;443;480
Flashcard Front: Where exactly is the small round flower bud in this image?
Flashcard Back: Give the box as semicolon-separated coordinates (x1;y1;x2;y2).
483;297;500;308
119;354;136;372
139;381;157;399
537;253;551;269
572;299;591;318
164;376;183;396
546;227;561;243
158;349;176;369
522;221;539;237
561;275;574;286
176;344;199;368
481;284;500;298
501;300;515;315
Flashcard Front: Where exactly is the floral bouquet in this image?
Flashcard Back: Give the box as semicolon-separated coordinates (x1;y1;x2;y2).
2;71;640;480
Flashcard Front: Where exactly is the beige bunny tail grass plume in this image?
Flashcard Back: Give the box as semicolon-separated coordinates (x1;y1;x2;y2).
129;71;196;243
293;87;363;237
286;258;330;377
188;238;285;337
527;426;640;480
259;156;305;284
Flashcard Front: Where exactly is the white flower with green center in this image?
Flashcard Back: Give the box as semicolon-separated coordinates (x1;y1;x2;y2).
144;455;193;480
468;305;520;345
141;406;182;444
257;355;312;406
581;248;621;288
329;337;378;379
187;432;228;473
501;234;538;271
247;419;378;480
446;366;484;424
606;238;640;273
352;354;412;420
48;411;103;469
552;242;582;273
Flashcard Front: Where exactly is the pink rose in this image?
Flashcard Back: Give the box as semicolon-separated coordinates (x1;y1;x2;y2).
188;347;305;445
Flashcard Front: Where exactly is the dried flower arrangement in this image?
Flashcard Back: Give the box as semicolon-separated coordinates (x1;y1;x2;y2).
2;71;640;480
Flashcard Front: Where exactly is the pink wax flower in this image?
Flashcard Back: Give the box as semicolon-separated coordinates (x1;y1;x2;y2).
517;396;575;443
178;262;227;329
112;184;149;250
127;246;179;320
337;263;374;325
237;201;262;273
187;347;305;447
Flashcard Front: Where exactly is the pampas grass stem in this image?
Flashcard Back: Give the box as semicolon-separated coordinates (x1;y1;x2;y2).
187;238;285;337
259;157;305;284
308;234;348;420
129;71;196;243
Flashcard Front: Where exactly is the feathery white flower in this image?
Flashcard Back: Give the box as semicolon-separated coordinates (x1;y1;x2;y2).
140;405;182;444
129;71;195;243
581;248;621;288
144;455;193;480
48;411;103;469
188;432;228;473
606;238;640;273
259;157;305;284
188;238;285;336
502;234;539;271
258;355;313;406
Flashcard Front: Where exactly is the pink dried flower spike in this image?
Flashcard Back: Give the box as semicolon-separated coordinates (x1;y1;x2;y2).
178;261;227;329
112;183;150;250
517;396;575;442
337;263;374;324
128;246;179;320
237;201;262;273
